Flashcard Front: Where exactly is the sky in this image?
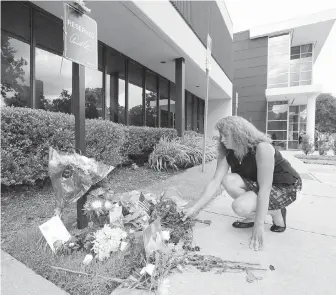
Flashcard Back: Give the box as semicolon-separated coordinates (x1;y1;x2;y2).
224;0;336;95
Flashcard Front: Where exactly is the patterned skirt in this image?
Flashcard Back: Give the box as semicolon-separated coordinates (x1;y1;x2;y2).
242;177;302;210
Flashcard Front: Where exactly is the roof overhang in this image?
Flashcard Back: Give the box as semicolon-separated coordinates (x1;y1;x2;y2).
266;84;322;105
250;9;336;63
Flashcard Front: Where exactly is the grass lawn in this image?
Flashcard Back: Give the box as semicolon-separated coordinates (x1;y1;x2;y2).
1;165;180;295
294;154;336;165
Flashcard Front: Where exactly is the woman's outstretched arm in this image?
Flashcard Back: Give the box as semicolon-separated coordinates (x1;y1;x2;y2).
182;148;229;220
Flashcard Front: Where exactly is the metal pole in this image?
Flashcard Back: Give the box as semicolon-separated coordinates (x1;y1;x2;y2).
73;62;88;229
235;92;238;116
202;68;210;172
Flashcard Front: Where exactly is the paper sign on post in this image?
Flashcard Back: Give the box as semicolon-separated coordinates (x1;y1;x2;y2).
39;216;71;252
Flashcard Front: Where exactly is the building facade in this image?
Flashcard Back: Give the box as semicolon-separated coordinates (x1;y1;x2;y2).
233;10;336;149
1;1;233;136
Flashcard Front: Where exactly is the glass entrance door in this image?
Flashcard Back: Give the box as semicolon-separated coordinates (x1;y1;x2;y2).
288;105;307;149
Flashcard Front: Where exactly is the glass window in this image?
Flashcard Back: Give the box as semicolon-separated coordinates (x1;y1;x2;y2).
288;131;299;141
35;48;72;113
268;34;289;46
267;121;287;130
300;62;312;72
290;73;300;82
301;53;312;62
1;34;30;107
267;34;290;88
268;102;288;120
128;62;143;126
300;71;312;81
170;83;176;128
105;49;125;123
35;11;63;55
289;123;298;132
301;44;313;53
268;73;289;85
290;46;300;55
159;77;169;128
85;67;103;119
288;141;299;149
145;70;157;127
273;141;287;150
299;105;307;123
268;44;289;56
269;131;287;141
1;1;31;42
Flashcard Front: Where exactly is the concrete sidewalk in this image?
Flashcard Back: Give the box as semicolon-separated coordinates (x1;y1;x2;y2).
1;250;69;295
144;153;336;295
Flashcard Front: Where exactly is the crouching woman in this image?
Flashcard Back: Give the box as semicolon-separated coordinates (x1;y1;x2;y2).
183;116;302;250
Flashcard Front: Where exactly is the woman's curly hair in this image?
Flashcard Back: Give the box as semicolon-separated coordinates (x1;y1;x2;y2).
215;116;272;161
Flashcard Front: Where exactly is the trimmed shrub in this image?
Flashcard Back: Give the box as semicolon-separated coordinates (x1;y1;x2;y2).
122;125;177;162
332;140;336;156
317;141;329;156
148;133;217;171
301;134;314;155
1;107;126;186
1;107;178;187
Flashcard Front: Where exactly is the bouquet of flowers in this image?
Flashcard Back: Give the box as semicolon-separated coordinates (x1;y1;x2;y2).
48;147;114;214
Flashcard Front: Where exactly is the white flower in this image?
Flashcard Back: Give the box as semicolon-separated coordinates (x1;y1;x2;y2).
120;241;128;251
140;264;155;276
92;225;127;261
91;200;102;210
83;254;93;265
104;201;113;211
161;231;170;241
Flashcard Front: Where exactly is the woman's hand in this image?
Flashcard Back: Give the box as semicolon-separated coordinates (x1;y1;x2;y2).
182;204;198;221
249;224;264;251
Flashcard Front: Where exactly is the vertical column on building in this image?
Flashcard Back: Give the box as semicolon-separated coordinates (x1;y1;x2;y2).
306;95;316;143
110;73;119;122
142;68;146;126
175;58;185;137
156;75;160;127
192;96;198;131
30;8;36;108
125;59;129;125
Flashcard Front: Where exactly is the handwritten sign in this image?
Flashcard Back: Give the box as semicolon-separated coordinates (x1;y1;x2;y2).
64;3;97;69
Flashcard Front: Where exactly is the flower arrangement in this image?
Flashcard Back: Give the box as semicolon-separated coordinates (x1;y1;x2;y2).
92;225;128;261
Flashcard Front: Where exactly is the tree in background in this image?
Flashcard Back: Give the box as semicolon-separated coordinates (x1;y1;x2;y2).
315;93;336;136
50;89;72;114
1;34;29;106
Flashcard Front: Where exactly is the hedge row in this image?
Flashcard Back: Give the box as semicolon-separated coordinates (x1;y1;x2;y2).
1;107;177;186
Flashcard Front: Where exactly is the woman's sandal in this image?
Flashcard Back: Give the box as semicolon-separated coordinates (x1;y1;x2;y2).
232;220;254;228
270;207;287;233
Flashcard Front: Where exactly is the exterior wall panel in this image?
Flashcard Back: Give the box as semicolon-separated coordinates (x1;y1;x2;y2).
233;30;268;132
171;0;233;81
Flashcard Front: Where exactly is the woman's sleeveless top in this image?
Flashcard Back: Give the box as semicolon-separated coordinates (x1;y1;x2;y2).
226;146;301;185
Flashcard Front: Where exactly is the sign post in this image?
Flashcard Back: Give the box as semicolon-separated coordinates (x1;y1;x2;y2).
202;34;211;173
64;2;97;229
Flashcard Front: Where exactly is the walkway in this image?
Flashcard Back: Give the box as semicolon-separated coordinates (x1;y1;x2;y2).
144;151;336;295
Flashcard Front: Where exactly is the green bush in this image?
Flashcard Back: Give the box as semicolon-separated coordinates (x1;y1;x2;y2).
317;141;329;156
333;140;336;156
301;134;314;155
148;133;217;171
1;107;178;187
1;107;126;187
122;125;177;158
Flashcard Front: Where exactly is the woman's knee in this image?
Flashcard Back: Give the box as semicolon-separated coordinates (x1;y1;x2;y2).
231;192;256;217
